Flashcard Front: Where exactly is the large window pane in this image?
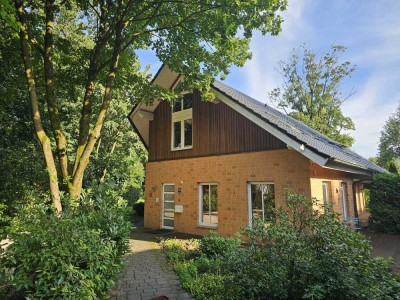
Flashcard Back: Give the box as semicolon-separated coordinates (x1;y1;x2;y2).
183;94;193;109
173;121;181;148
184;119;192;147
200;184;218;226
210;185;218;224
250;183;275;224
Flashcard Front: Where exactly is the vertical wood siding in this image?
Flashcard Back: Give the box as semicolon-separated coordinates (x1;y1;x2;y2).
148;91;286;161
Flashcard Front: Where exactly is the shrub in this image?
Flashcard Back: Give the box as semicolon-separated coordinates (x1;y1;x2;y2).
200;231;241;258
161;192;400;299
232;192;400;299
186;273;226;300
0;183;131;299
369;173;400;233
160;238;200;264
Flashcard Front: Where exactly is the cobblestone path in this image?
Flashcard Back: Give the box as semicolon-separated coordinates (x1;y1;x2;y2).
110;227;192;300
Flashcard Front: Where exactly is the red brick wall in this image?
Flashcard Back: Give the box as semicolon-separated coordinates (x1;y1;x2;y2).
144;149;311;236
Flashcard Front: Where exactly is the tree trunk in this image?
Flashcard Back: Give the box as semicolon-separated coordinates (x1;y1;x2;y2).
15;0;62;212
44;0;69;184
70;29;123;199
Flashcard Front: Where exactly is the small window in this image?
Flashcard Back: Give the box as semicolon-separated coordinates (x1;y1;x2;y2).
171;93;193;150
199;183;218;227
248;183;275;225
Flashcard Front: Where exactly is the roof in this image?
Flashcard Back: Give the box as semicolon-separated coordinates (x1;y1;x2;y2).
128;65;387;176
211;80;387;174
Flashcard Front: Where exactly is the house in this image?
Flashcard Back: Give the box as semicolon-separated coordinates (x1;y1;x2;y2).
128;65;386;236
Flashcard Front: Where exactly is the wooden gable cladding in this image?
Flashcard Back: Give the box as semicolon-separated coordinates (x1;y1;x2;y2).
148;91;286;161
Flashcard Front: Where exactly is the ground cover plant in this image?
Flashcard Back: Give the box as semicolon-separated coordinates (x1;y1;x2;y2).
161;192;400;300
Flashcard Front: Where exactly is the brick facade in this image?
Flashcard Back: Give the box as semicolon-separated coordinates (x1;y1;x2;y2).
144;149;360;236
144;149;312;236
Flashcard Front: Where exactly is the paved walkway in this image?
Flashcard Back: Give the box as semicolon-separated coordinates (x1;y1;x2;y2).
110;223;192;300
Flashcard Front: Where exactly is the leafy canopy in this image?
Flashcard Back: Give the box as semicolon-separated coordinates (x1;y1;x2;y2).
378;104;400;168
269;44;357;147
2;0;288;210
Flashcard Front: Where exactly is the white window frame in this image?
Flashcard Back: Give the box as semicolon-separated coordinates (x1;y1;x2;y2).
247;182;275;226
198;183;218;228
162;183;175;229
171;96;193;151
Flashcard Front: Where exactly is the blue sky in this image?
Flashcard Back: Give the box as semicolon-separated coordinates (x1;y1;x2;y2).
138;1;400;159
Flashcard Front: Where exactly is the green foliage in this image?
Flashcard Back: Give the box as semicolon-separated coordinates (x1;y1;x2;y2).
378;105;400;168
387;159;400;174
160;238;200;264
0;184;131;299
200;231;241;258
369;173;400;234
162;192;400;300
185;273;226;300
269;44;356;147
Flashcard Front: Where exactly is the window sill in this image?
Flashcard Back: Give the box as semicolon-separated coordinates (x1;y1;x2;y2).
197;224;218;229
171;146;193;152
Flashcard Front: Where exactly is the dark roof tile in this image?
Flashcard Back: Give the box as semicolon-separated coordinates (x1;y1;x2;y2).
212;80;386;173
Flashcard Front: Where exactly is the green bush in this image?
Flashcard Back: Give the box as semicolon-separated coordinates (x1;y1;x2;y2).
186;273;226;300
369;173;400;233
164;191;400;300
0;183;131;299
229;192;400;299
200;231;241;258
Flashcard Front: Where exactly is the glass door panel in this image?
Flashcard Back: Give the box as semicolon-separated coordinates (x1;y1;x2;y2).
163;184;175;229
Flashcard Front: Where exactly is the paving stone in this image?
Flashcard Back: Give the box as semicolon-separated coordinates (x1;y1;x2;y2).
110;226;192;300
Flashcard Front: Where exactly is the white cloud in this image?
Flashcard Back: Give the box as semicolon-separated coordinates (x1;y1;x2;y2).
343;74;400;158
226;0;314;103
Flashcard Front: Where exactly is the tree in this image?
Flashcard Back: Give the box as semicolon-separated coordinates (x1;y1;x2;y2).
0;21;146;226
378;105;400;168
4;0;287;212
269;44;357;147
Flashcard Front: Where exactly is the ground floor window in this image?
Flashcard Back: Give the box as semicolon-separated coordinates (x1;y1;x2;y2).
199;183;218;227
248;183;275;225
322;181;331;213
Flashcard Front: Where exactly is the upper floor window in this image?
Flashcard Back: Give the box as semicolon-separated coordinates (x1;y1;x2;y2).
172;94;193;150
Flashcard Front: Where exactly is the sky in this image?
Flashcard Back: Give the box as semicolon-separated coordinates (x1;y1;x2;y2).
138;1;400;159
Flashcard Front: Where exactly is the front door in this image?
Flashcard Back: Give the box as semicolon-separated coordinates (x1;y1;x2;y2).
162;184;175;229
